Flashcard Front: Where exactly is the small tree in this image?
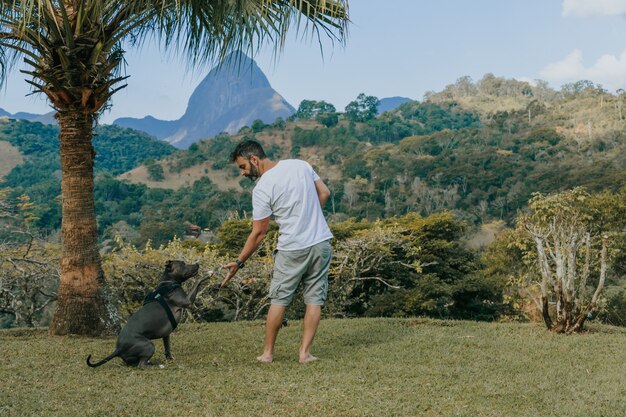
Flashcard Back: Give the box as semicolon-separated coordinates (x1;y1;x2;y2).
293;99;336;120
251;119;267;133
271;117;286;129
316;111;339;127
344;93;379;122
519;188;610;333
145;160;165;182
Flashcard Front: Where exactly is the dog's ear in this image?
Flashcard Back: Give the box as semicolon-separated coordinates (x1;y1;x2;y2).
165;260;173;271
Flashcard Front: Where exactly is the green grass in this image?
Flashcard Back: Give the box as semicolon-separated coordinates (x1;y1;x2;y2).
1;318;625;417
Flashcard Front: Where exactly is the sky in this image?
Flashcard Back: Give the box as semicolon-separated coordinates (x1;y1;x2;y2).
3;0;626;124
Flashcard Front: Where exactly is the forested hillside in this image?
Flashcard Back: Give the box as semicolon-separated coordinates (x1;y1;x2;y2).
0;120;176;237
1;75;625;245
110;75;626;233
1;74;626;329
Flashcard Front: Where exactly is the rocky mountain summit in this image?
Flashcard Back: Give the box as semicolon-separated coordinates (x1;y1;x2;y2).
114;53;295;149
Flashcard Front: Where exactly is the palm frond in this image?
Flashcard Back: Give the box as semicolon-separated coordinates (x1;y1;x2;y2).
148;0;349;68
0;0;348;110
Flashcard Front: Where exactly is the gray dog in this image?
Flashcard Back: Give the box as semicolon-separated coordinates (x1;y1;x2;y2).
87;260;209;368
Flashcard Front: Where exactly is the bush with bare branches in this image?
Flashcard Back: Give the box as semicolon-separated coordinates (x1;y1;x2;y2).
0;188;59;328
0;240;60;328
518;188;618;333
102;237;276;323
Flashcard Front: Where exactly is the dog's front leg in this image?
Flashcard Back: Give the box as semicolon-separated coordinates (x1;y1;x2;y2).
186;276;210;304
163;335;173;360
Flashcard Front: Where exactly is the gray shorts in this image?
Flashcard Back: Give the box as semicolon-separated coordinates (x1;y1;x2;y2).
269;240;332;306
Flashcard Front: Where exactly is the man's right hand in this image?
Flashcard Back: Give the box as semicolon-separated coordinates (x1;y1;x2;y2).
221;262;240;287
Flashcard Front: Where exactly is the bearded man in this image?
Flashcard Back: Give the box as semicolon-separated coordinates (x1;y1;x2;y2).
221;140;333;364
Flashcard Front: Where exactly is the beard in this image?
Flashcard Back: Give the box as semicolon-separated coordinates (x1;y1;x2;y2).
244;163;260;182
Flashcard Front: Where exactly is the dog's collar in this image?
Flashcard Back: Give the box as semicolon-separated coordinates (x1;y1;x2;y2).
144;282;181;304
143;282;182;330
157;281;182;290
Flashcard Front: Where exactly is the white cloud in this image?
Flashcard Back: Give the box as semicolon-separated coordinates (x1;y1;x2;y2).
540;49;586;80
562;0;626;17
540;48;626;91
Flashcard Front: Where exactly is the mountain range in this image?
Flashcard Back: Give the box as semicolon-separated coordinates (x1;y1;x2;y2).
0;108;56;124
377;96;412;114
1;52;411;149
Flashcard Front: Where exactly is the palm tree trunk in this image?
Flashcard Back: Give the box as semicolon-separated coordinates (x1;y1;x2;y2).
49;111;118;336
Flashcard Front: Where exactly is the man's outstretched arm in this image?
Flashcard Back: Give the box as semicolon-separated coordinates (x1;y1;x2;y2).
221;217;270;286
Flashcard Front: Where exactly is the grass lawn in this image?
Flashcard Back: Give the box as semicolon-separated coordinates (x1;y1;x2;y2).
1;318;625;416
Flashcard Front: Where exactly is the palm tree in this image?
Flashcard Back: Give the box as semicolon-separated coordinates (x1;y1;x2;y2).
0;0;348;336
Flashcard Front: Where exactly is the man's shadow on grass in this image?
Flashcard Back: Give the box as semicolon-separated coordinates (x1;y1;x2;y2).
315;319;414;360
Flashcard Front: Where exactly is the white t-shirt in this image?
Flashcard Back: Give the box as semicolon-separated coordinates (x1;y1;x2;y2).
252;159;333;251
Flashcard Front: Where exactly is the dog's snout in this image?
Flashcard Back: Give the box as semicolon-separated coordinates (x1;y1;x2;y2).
188;263;200;277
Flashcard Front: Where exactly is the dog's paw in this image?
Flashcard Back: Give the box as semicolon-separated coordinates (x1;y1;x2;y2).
197;276;213;288
199;271;215;282
165;353;175;360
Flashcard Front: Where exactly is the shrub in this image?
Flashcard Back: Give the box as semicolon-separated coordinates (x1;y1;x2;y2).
103;236;278;322
0;240;60;328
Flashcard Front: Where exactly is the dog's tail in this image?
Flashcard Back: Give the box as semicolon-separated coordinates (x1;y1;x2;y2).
86;349;120;368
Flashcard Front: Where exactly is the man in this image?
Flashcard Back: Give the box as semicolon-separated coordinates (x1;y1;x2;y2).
221;140;333;364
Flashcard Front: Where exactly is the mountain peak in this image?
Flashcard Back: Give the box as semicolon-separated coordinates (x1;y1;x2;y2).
114;53;294;149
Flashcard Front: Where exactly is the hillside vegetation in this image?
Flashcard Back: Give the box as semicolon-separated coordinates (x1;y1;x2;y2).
0;120;177;237
1;75;625;246
1;318;625;417
0;140;22;178
1;75;625;332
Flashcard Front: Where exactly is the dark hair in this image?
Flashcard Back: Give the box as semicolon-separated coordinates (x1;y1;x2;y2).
230;140;267;162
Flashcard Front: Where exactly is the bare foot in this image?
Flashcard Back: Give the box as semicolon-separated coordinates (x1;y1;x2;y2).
256;354;273;363
299;354;318;364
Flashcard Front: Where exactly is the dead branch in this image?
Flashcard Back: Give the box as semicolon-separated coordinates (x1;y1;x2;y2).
578;232;591;305
346;276;401;289
589;236;608;308
8;257;49;266
254;302;271;319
